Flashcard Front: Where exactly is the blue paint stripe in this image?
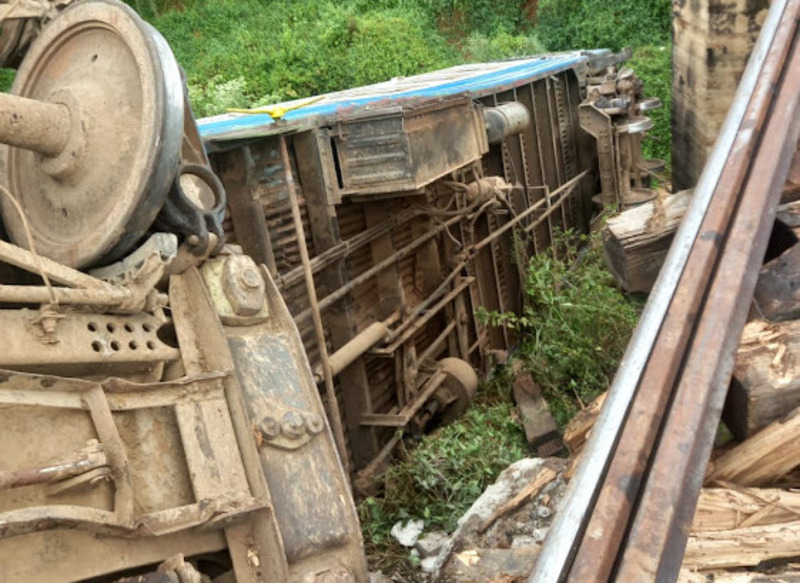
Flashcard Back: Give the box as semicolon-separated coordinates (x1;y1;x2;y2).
198;53;587;141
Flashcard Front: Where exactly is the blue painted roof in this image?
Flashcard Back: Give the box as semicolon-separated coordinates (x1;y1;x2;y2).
198;51;595;146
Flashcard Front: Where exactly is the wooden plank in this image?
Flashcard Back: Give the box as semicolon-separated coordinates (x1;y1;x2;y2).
752;243;800;322
602;189;692;293
477;466;557;533
683;520;800;570
692;487;800;532
512;364;565;457
707;405;800;486
680;570;800;582
563;391;608;455
725;319;800;440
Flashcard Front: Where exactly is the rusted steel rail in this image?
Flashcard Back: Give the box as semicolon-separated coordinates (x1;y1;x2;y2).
531;1;800;581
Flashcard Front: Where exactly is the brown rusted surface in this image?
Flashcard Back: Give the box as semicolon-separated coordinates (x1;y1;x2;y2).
213;63;603;472
616;30;800;583
0;0;183;268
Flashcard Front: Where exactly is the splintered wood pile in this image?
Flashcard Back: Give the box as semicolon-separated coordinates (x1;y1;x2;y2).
589;194;800;579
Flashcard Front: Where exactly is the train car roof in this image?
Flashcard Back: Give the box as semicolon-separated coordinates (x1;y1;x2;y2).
197;50;614;149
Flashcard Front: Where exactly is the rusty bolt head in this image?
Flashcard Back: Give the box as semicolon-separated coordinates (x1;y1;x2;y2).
240;267;261;290
305;413;324;435
281;411;306;438
222;255;265;316
260;416;281;440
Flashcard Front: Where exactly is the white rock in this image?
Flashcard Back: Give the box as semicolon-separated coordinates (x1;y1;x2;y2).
415;531;450;558
391;519;425;547
511;535;538;549
420;555;439;573
533;527;549;543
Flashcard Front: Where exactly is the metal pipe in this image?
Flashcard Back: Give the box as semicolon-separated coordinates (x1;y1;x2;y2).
0;239;110;290
0;93;70;156
418;320;458;365
278;134;350;469
0;285;130;306
382;278;474;354
296;173;585;326
0;441;107;490
529;1;793;580
385;260;468;343
314;321;389;381
484;102;531;144
294;202;481;324
473;170;588;253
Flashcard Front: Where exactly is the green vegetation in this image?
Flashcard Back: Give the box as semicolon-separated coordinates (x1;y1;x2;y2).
123;0;671;168
479;232;643;425
359;370;527;574
359;232;641;574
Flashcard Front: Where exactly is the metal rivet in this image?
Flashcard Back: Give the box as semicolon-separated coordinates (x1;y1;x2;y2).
305;413;324;435
260;416;281;440
282;411;306;438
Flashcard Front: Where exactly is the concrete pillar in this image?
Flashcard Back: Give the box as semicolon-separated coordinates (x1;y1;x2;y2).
671;0;771;191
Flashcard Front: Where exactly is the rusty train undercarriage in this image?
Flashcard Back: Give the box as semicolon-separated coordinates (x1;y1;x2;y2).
0;0;666;580
200;46;664;477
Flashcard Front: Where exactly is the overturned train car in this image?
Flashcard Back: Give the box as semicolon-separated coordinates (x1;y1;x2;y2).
200;48;659;474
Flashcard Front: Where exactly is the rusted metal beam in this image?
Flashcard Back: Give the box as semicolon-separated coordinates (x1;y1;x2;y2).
615;27;800;583
278;134;350;469
293;130;381;469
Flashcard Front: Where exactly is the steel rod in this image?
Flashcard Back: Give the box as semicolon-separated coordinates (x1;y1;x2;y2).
0;239;110;290
275;207;420;291
278;134;350;469
0;93;70;156
0;285;130;305
616;25;800;582
296;171;587;326
294;205;476;324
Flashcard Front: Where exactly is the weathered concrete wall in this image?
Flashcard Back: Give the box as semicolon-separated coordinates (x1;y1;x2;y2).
672;0;771;191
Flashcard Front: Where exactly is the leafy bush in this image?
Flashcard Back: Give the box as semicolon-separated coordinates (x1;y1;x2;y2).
425;0;537;36
142;0;458;116
463;30;545;62
536;0;671;52
267;4;457;101
478;233;642;425
629;43;673;171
